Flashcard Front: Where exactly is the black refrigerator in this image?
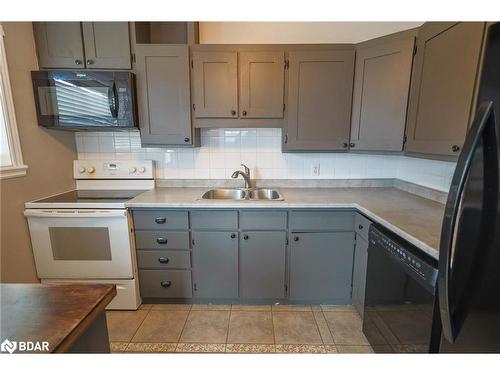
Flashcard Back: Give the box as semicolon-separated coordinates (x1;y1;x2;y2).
437;22;500;353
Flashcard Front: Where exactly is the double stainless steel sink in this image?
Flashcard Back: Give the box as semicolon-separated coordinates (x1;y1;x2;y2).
201;188;284;201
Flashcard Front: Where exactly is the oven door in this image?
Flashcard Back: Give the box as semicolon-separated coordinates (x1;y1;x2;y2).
24;209;134;279
31;70;136;130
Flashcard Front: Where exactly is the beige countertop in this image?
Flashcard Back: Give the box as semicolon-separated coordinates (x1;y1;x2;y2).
126;187;445;260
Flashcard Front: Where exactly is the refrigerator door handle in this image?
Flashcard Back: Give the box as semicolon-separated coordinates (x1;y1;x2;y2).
438;101;496;343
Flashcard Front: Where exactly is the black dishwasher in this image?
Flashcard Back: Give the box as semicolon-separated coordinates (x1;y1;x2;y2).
362;224;441;353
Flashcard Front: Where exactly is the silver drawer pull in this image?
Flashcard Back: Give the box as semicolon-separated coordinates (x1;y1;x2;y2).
158;257;170;264
160;281;172;288
156;237;168;244
155;217;167;224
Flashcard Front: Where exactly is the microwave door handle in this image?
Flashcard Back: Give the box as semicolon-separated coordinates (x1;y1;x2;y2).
24;209;126;219
438;101;495;343
108;83;118;118
113;81;119;117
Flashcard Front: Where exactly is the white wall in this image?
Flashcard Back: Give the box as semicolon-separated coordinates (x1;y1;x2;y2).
199;22;423;44
76;129;456;192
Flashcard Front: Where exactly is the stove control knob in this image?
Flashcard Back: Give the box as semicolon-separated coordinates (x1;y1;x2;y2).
129;167;137;174
87;167;95;173
78;167;86;174
138;167;146;173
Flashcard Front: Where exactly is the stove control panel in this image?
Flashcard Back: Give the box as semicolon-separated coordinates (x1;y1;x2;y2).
74;160;154;179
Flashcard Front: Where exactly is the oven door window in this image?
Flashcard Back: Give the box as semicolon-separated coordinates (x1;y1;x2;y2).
49;227;112;261
36;79;118;128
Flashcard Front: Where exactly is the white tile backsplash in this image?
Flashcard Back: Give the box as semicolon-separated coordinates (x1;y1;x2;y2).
75;129;457;192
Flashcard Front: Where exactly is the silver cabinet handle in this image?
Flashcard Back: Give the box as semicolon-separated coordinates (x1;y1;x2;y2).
160;281;172;288
158;257;170;264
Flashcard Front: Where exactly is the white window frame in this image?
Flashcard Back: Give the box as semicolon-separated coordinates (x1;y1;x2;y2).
0;23;27;179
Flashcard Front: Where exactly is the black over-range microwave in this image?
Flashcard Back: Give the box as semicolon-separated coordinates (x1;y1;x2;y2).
31;70;137;131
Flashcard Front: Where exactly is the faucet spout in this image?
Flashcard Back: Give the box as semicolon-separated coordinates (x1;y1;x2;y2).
231;165;252;189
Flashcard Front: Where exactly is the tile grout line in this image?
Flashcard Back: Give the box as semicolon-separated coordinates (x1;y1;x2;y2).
223;306;233;352
321;309;338;347
175;306;194;351
123;308;152;351
320;308;338;352
270;306;277;346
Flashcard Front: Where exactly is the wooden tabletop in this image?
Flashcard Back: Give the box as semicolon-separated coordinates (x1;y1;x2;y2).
0;283;116;353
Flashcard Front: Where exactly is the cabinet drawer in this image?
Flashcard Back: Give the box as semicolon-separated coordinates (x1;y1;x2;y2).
239;211;287;230
133;210;188;230
135;231;190;249
190;210;237;230
354;213;371;240
137;250;191;269
139;270;193;298
289;211;354;231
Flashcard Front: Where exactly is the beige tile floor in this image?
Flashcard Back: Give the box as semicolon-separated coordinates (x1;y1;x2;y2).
106;304;374;354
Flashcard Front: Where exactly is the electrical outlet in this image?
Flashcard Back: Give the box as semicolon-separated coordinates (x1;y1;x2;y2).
311;163;320;176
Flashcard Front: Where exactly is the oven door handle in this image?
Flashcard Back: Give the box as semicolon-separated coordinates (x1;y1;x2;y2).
24;209;127;218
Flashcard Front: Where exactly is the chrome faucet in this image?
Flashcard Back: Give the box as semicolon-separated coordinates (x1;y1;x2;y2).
231;164;252;189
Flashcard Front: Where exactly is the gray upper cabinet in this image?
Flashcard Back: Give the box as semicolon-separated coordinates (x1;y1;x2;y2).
192;51;238;118
81;22;131;69
192;231;239;299
33;22;85;69
34;22;130;69
239;51;285;119
289;231;355;302
284;49;355;151
405;22;486;157
350;36;415;152
134;45;193;146
239;231;286;299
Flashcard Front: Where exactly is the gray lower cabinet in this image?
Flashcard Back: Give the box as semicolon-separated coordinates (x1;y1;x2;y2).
134;45;194;146
33;22;85;68
284;49;355;151
352;235;369;317
405;22;486;157
191;231;239;299
139;269;193;298
81;22;131;69
350;34;415;151
289;232;355;302
239;231;286;299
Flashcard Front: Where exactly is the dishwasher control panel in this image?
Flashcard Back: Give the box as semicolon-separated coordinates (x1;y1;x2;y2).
369;225;438;287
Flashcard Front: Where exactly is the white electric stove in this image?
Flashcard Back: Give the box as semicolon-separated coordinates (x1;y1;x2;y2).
25;160;155;310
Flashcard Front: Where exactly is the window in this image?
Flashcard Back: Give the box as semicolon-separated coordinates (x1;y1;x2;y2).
0;23;27;179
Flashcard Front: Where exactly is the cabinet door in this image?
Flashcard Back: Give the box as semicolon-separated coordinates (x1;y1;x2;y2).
240;231;286;299
350;37;415;151
352;235;369;318
285;50;355;151
289;232;355;302
33;22;84;68
192;231;238;299
82;22;131;69
405;22;485;156
192;51;238;118
239;51;285;118
134;45;192;146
